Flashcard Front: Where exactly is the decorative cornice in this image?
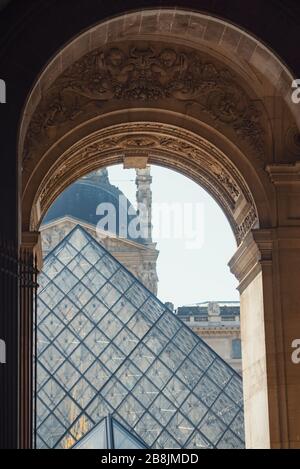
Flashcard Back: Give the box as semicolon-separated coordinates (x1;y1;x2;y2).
190;326;240;337
266;162;300;185
22;42;266;164
229;229;273;293
21;231;43;271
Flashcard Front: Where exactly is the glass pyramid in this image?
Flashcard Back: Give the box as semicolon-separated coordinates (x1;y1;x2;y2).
35;226;245;449
73;415;148;449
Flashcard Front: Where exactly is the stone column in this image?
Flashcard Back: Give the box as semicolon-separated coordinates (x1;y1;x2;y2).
229;226;300;449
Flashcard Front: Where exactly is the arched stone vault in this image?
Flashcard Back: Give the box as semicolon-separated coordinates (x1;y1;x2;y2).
20;11;300;239
28;121;259;246
17;8;300;450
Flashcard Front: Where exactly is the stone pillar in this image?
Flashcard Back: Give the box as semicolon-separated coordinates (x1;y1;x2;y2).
229;227;300;449
19;232;41;449
136;166;153;244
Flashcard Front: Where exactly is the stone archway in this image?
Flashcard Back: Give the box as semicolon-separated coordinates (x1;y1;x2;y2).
19;9;300;449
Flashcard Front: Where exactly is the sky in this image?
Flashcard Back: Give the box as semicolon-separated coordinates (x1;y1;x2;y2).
109;164;239;308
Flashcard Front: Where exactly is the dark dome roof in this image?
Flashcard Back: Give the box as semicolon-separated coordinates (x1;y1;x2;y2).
43;170;143;243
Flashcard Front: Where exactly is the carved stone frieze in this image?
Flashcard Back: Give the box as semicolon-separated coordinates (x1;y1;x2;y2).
236;207;258;245
34;122;258;245
23;42;266;163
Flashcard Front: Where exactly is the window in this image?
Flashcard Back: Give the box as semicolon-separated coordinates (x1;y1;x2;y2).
232;339;242;360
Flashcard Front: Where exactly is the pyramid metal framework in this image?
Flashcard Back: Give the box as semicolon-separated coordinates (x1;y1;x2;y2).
35;226;245;449
73;415;148;449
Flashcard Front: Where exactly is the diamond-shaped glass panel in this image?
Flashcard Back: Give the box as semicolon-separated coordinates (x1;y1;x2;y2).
95;255;118;279
85;328;110;357
84;362;110;391
230;411;244;441
133;377;160;407
43;257;64;280
217;430;244;449
116;361;142;391
55;298;79;325
68;229;89;251
70;378;96;409
181;394;208;426
56;243;77;266
53;268;78;294
39;283;64;309
198;411;227;445
186;431;213;449
134;413;161;446
114;327;139;354
211;393;239;426
39;314;64;341
117;395;145;427
112;297;137;324
110;269;133;293
68;313;94;340
68;283;92;308
39;344;65;374
99;343;125;373
98;312;123;340
83;297;108;324
168;413;194;446
68;255;91;280
149;394;176;426
83;268;106;294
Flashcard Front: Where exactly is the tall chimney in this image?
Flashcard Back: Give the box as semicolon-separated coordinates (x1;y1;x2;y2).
135;166;152;244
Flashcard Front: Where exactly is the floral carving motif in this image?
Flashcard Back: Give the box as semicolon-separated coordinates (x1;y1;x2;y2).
35;122;258;244
24;44;265;161
236;208;257;244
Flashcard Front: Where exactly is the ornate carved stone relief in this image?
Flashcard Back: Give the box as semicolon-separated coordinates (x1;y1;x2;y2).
23;42;266;164
33;123;258;245
285;126;300;156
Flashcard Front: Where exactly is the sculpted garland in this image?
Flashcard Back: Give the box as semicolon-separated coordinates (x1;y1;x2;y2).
23;44;265;161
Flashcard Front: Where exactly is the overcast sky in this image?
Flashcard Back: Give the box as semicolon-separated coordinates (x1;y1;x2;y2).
109;165;239;308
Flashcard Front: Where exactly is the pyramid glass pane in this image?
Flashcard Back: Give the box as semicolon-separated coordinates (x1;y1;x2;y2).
113;419;148;449
35;226;245;449
73;416;147;449
73;419;107;449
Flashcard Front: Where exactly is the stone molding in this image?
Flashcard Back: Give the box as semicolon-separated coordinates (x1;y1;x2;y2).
30;122;258;245
229;229;273;293
266;162;300;185
229;227;300;292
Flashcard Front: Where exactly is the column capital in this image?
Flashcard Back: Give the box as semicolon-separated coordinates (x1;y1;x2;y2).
229;229;272;293
266;162;300;185
21;231;43;271
229;227;300;292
